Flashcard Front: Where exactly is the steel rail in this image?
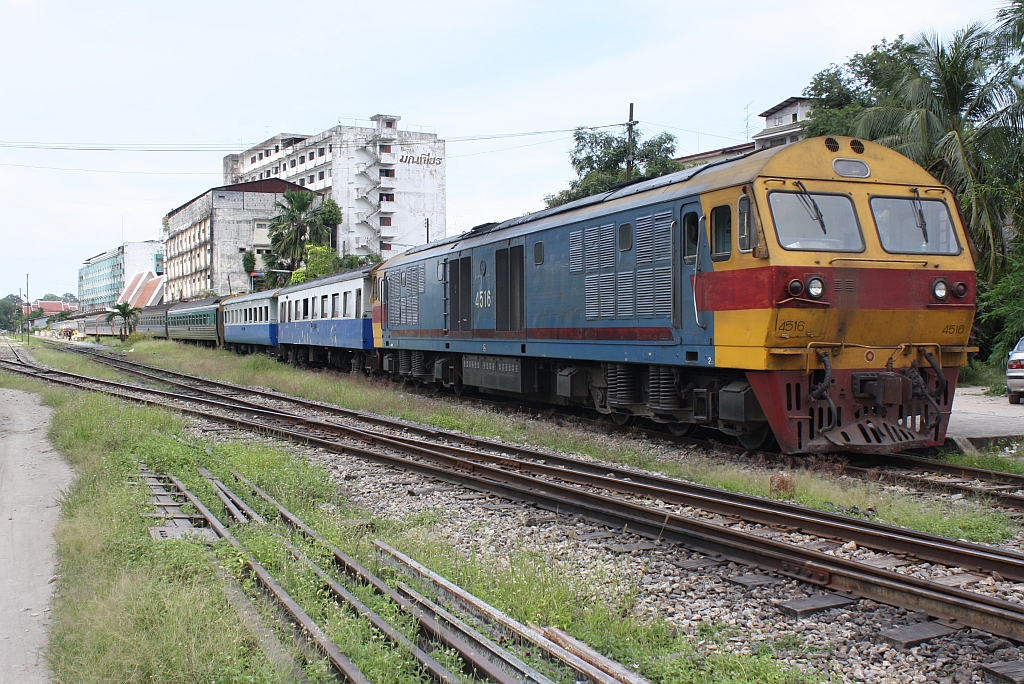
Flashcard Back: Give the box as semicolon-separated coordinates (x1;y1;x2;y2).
9;357;1024;640
34;346;1024;571
229;471;542;684
166;474;372;684
846;465;1024;511
22;351;1024;582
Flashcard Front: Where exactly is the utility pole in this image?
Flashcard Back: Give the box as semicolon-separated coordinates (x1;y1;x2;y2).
18;288;23;343
625;103;636;182
425;218;430;244
25;274;29;346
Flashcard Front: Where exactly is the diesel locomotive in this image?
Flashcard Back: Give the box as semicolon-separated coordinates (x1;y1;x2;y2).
372;137;976;454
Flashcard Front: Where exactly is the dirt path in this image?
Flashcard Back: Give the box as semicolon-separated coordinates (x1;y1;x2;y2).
0;388;74;683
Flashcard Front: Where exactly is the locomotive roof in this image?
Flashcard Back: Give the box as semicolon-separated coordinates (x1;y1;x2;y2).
385;136;941;267
277;267;372;297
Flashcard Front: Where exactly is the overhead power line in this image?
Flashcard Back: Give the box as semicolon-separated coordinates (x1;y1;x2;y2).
0;162;220;175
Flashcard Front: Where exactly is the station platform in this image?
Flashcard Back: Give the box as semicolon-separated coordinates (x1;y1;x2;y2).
947;386;1024;445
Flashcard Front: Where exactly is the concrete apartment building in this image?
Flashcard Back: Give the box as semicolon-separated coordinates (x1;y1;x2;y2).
78;241;164;312
223;114;445;257
163;178;308;302
752;97;812;149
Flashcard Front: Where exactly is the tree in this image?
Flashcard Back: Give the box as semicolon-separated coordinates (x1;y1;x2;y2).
242;250;256;274
61;293;78;303
267;192;343;272
802;37;920;137
0;299;18;331
41;293;61;301
854;24;1014;280
545;128;682;207
105;302;142;341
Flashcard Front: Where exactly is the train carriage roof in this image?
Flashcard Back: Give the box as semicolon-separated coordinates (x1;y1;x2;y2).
140;302;175;315
168;297;224;315
224;289;282;305
382;136;943;269
277;267;373;297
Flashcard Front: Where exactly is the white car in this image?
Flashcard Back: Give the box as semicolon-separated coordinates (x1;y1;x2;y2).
1009;336;1024;404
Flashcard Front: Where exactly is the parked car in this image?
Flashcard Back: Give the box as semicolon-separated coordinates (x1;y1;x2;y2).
1008;336;1024;404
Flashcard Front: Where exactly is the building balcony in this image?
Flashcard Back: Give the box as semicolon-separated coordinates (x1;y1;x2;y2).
379;199;396;213
379;175;397;189
376;128;398;142
378;152;398;165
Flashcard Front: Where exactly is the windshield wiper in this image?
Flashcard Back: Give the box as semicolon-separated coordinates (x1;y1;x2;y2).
794;180;827;234
910;188;929;244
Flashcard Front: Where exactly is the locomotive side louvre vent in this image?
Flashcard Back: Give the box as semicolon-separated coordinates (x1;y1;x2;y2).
599;224;615;269
585;226;600;271
637;268;655;317
825;137;840;152
653;211;672;257
585;274;600;319
569;230;583;272
832;279;854;292
655;266;673;316
636;215;655;263
617;271;635;317
600;272;615;318
850;139;865;154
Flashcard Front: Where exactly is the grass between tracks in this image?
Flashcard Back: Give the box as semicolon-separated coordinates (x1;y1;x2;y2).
0;366;813;684
55;338;1017;544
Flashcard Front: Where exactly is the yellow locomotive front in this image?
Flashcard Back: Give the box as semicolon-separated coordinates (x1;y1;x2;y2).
707;136;976;453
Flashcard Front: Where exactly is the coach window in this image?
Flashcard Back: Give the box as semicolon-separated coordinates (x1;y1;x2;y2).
618;223;632;252
303;298;309;319
683;211;699;259
710;205;732;261
331;293;339;318
738;195;756;252
356;288;363;317
321;295;328;319
264;305;269;321
343;292;351;318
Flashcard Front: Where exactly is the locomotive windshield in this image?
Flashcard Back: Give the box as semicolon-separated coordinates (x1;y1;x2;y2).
768;191;863;251
870;197;960;255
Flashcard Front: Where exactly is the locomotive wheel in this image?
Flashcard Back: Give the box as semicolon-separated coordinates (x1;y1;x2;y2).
453;380;467;396
609;412;633;426
667;422;695;437
737;423;773;451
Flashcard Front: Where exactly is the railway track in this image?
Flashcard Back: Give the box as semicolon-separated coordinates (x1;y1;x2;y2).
9;345;1024;642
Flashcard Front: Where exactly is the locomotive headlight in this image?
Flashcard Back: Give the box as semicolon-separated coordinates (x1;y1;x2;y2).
806;277;825;299
787;279;804;297
933;280;949;300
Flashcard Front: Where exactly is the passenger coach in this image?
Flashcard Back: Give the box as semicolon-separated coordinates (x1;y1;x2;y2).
223;289;279;353
372;137;977;455
167;297;225;346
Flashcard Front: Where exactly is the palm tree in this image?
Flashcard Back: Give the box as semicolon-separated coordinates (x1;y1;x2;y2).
854;24;1015;280
106;302;142;341
267;191;341;272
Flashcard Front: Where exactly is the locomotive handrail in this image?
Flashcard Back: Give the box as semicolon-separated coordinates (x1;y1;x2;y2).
829;257;930;266
693;215;707;330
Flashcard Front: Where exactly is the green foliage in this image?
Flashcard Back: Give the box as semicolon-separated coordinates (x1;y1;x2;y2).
545;128;682;207
105;302;142;341
980;254;1024;365
267;191;343;273
288;267;308;285
0;298;17;330
242;249;256;274
305;244;343;279
41;292;61;301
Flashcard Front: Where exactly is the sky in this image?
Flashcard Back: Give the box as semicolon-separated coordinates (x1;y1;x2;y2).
0;0;1005;299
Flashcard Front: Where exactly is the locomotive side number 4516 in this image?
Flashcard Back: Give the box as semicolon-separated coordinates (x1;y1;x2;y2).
941;324;966;335
475;290;492;308
777;319;806;332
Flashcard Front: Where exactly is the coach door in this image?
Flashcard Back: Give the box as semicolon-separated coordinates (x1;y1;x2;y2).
494;239;525;338
680;201;705;344
445;252;473;334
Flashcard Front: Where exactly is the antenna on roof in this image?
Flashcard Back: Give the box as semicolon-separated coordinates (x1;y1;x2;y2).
744;101;754;141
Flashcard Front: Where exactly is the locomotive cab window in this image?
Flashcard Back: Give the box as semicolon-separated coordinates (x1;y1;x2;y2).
768;191;864;252
618;224;632;252
683;211;699;259
737;195;757;252
870;197;960;255
710;206;732;260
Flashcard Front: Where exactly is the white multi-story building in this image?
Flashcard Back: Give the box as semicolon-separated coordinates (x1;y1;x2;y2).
223;114;445;257
752;97;813;150
78;241;164;312
163;178;308;302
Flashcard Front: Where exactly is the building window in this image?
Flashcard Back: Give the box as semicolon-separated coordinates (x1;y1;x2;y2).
308;174;315;184
298;178;305;186
769;137;786;148
274;166;280;174
379;193;394;202
319;147;325;157
792;113;798;123
258;152;263;160
290;159;296;168
379;216;392;227
299;155;305;164
790;136;799;143
265;149;271;156
274;145;279;153
379;168;395;178
379;144;391;153
328;144;332;152
318;171;324;180
385;121;394;128
258;172;263;179
250;156;256;164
